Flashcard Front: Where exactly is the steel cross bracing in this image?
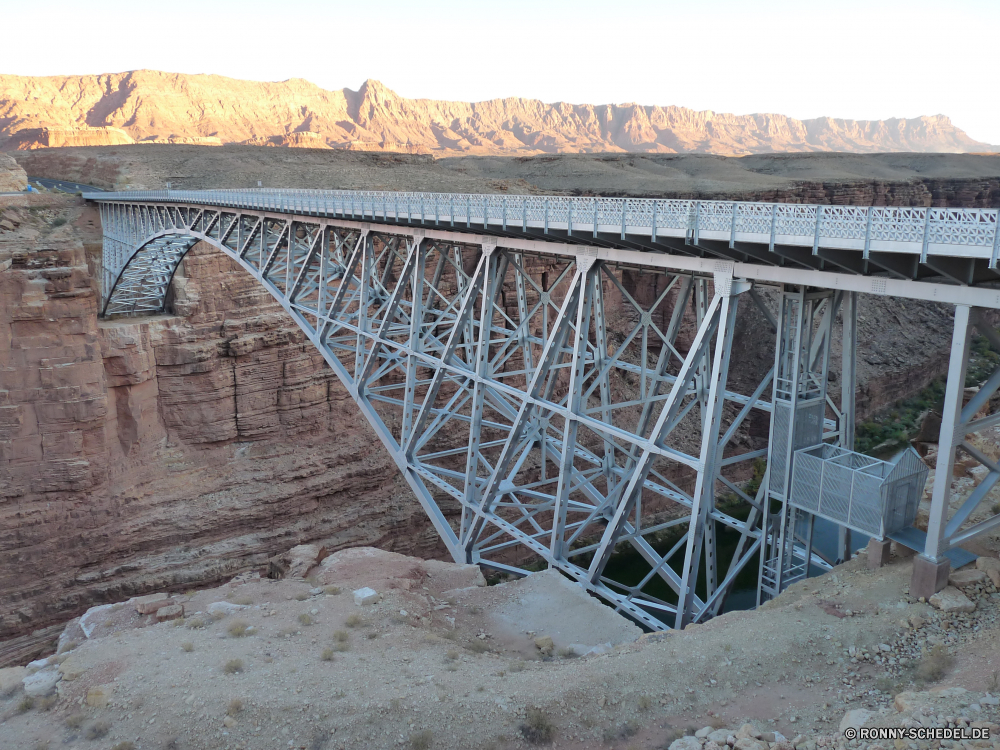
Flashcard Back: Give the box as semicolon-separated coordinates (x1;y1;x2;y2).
88;193;1000;629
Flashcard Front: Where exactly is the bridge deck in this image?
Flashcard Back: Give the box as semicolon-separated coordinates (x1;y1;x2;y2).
85;189;1000;287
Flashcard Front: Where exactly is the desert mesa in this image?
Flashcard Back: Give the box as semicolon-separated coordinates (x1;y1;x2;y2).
0;69;993;155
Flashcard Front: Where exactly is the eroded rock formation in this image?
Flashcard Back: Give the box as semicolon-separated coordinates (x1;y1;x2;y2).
0;71;992;155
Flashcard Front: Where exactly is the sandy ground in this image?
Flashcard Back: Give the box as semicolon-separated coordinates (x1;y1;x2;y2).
1;546;998;750
12;147;1000;197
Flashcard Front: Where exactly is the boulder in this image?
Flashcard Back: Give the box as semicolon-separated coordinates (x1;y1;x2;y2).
695;726;714;739
207;601;249;616
155;604;184;622
352;587;380;606
929;586;976;613
668;737;702;750
840;709;873;733
976;556;1000;587
0;666;26;697
22;667;61;697
948;569;986;588
734;739;767;750
707;729;733;744
271;543;329;579
129;593;171;615
533;635;554;654
736;724;761;739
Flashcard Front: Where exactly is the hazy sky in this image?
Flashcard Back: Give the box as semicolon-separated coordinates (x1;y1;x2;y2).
2;0;997;144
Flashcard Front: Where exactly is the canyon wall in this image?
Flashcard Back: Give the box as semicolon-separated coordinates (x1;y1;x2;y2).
0;197;447;666
0;71;993;155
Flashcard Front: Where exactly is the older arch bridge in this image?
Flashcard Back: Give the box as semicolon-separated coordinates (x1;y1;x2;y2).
84;188;1000;630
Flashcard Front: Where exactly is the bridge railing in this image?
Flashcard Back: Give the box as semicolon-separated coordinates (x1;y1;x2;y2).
83;188;1000;265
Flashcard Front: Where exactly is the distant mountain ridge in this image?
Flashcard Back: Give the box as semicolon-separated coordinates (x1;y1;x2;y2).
0;70;991;155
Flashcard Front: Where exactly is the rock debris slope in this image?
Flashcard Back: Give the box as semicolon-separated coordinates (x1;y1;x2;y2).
0;71;992;154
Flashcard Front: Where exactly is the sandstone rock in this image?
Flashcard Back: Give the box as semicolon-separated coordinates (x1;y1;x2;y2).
130;593;171;614
223;715;236;728
736;724;761;739
976;556;1000;587
707;729;732;744
533;635;554;652
734;739;767;750
929;586;976;613
58;655;87;682
0;666;26;696
353;587;380;606
86;684;113;708
948;569;986;587
286;544;329;579
840;709;873;733
22;667;60;697
695;726;713;739
0;153;27;192
155;604;184;622
668;737;701;750
908;615;926;628
207;601;248;616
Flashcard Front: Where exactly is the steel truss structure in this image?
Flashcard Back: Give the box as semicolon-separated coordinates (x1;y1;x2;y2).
87;190;1000;629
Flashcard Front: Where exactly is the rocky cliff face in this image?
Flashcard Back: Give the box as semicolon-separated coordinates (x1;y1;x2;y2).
0;197;447;666
0;71;991;155
0;153;26;192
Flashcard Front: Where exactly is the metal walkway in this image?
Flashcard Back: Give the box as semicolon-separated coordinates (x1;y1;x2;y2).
84;188;1000;629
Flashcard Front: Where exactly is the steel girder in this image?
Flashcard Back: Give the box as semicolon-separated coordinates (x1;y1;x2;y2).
97;202;785;630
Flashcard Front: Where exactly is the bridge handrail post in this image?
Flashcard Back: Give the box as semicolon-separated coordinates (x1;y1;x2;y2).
990;209;1000;269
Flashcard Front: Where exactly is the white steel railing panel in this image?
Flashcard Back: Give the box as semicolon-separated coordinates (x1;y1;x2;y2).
82;188;1000;264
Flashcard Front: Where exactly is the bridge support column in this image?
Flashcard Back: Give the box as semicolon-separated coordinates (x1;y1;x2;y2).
758;285;837;603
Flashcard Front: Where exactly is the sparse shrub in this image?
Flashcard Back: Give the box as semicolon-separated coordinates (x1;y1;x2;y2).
345;613;364;628
181;641;194;652
83;719;111;739
466;639;489;654
332;630;350;651
321;648;335;661
917;644;953;682
520;708;555;744
171;617;185;627
446;649;459;661
16;696;34;713
410;729;433;750
185;617;206;629
232;595;253;606
223;659;244;674
111;742;135;750
295;592;310;601
602;722;638;743
509;661;526;672
228;620;250;637
324;586;341;595
50;217;67;228
209;611;226;622
66;713;85;728
556;647;578;659
35;695;57;711
637;694;652;711
227;698;243;716
365;631;378;640
298;613;314;626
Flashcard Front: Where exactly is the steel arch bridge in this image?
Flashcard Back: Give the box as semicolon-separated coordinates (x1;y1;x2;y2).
86;189;1000;630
